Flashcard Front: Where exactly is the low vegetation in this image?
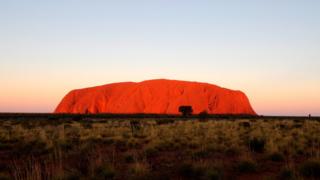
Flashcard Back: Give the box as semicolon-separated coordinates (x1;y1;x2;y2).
0;116;319;179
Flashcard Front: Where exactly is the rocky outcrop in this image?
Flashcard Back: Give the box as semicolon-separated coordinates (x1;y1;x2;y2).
54;79;256;115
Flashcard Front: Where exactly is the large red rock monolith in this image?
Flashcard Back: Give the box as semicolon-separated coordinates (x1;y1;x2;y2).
54;79;256;115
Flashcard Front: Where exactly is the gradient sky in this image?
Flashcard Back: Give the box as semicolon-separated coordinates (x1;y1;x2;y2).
1;0;319;115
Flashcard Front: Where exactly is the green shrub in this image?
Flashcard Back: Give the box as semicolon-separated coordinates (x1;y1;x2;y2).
299;160;320;178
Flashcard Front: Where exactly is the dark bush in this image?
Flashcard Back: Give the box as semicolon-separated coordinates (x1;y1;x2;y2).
64;124;72;129
72;115;82;121
130;120;142;135
292;123;303;129
95;165;115;179
144;147;159;158
278;168;295;180
48;115;59;121
63;169;82;180
17;140;49;155
59;140;74;151
279;124;289;130
0;173;10;180
249;137;266;153
192;150;210;160
102;138;115;145
293;119;303;123
198;111;209;120
20;121;34;129
114;139;127;151
124;154;135;163
269;152;285;162
156;119;175;125
239;121;251;128
0;142;9;151
299;160;320;178
179;106;193;116
179;163;205;179
225;146;241;156
236;160;257;173
81;122;93;129
206;168;223;180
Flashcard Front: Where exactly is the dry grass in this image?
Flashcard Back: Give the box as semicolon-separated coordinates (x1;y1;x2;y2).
0;117;319;179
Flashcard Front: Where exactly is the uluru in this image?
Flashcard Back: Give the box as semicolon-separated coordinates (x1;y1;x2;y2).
54;79;256;115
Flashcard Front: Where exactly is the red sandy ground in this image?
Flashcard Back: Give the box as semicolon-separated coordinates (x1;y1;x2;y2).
55;79;256;115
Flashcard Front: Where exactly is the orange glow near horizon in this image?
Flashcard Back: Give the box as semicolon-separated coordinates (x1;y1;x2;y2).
1;77;319;116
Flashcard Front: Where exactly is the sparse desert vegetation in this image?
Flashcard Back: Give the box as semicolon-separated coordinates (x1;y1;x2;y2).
0;115;319;179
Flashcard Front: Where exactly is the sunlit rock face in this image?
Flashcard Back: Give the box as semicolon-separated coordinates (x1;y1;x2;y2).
54;79;256;115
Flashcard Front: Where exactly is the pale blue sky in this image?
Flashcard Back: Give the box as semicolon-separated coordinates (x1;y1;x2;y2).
0;0;320;115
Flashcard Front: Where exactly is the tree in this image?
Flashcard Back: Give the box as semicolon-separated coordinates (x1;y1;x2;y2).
179;106;193;116
198;110;208;120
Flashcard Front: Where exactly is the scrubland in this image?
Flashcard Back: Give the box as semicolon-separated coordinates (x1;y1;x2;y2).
0;117;319;180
